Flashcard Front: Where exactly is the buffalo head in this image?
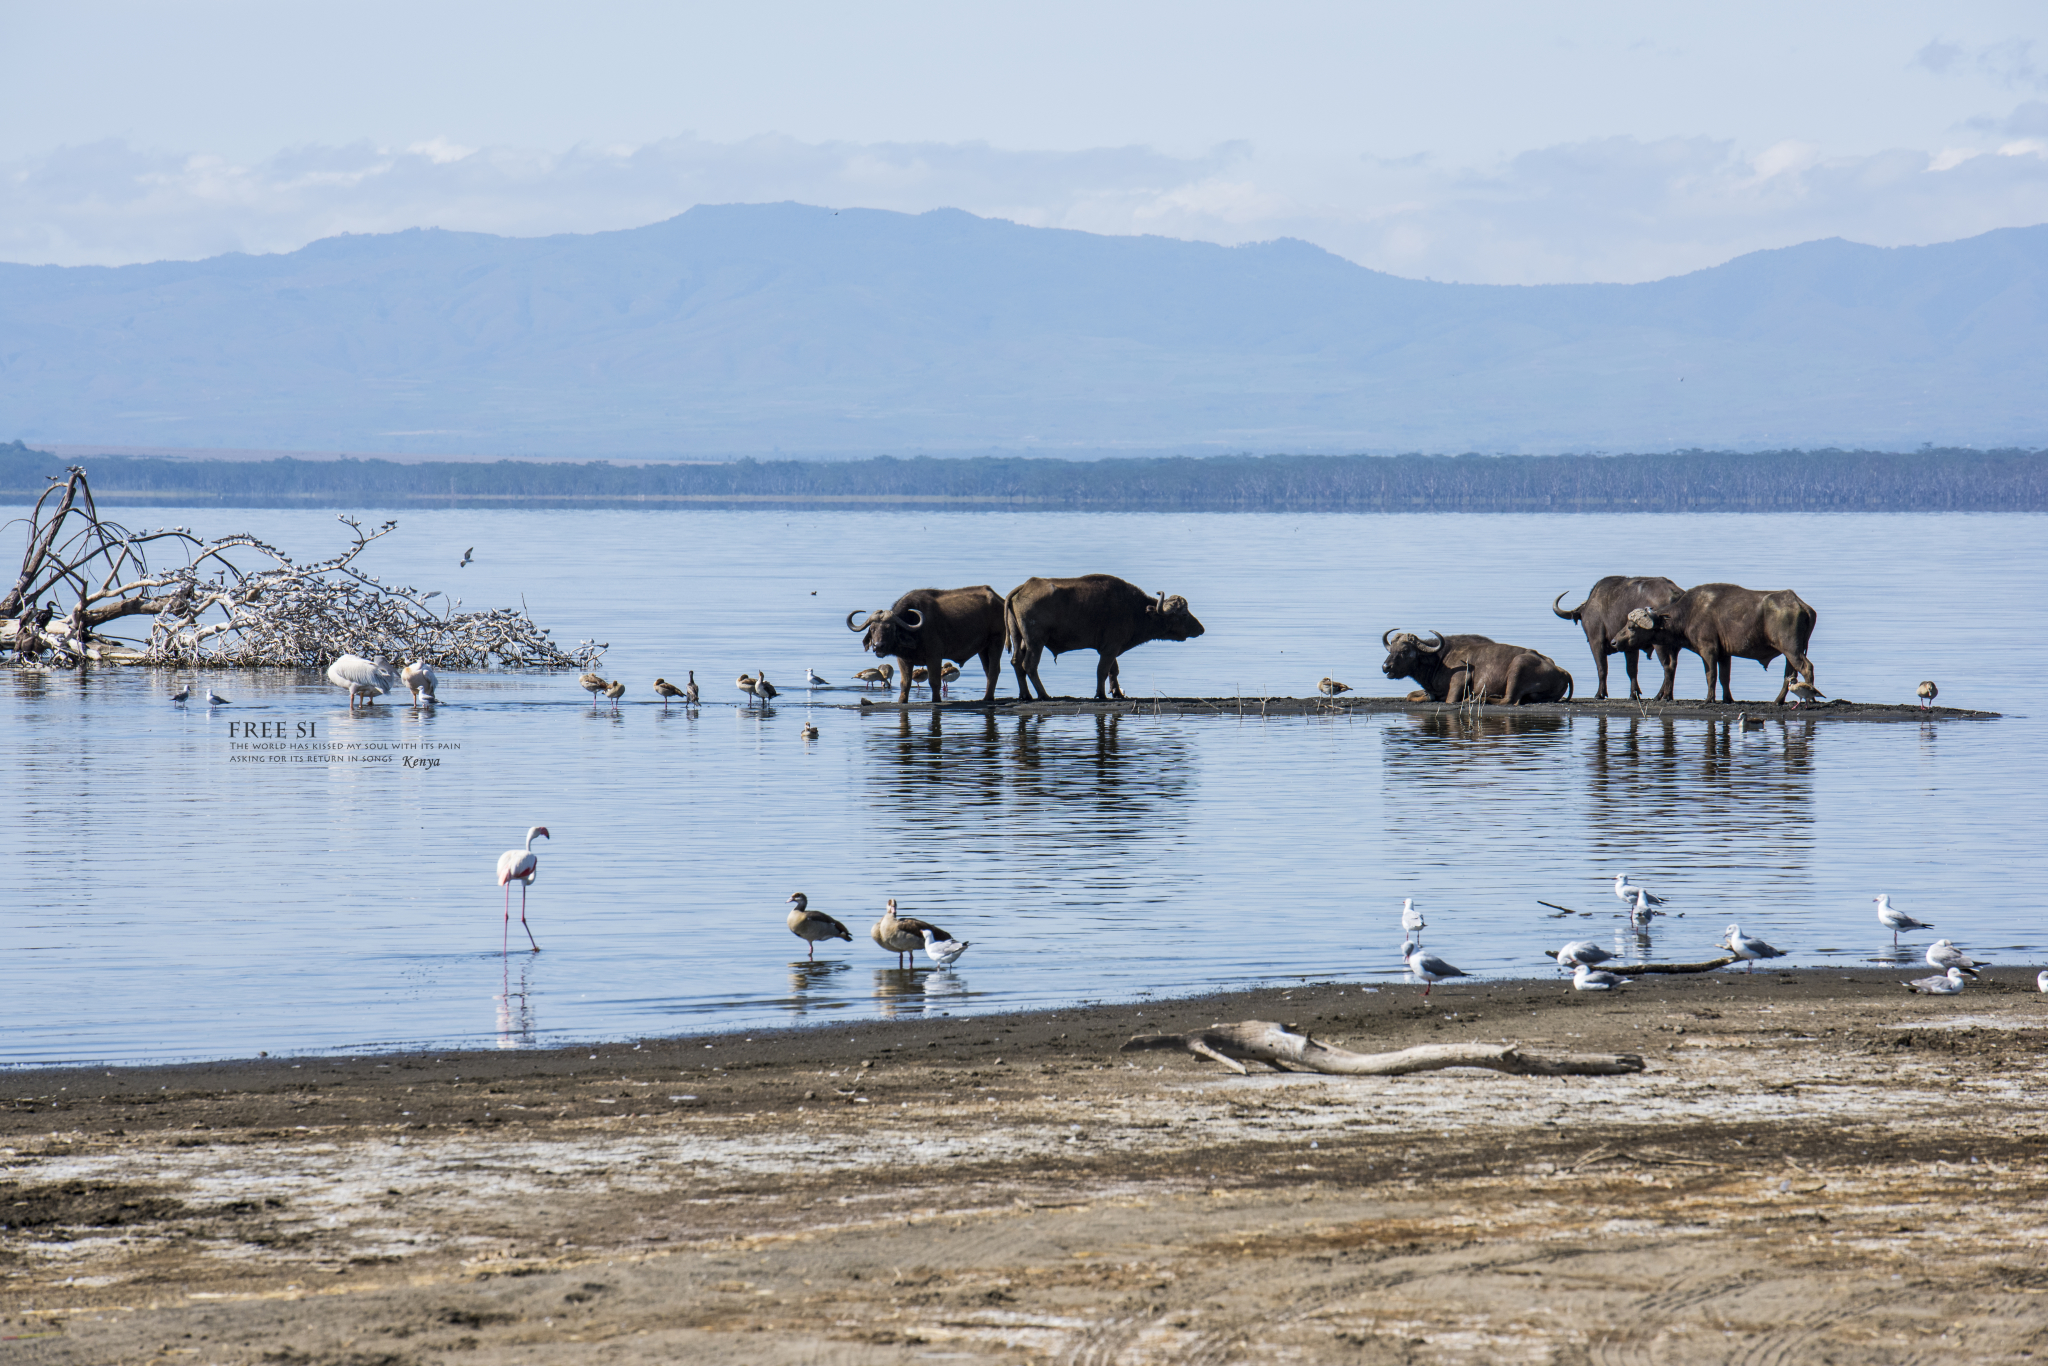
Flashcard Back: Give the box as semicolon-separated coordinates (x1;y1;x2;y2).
846;605;924;658
1608;607;1667;653
1148;591;1206;642
1380;629;1444;678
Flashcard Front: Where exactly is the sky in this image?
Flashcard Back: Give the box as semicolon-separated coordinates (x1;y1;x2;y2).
3;2;2047;283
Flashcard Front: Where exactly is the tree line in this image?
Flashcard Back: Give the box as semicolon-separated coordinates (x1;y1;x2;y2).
4;441;2045;511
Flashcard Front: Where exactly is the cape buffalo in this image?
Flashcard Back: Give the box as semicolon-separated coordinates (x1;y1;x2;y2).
1552;576;1683;700
846;586;1007;704
1006;575;1205;700
1381;630;1573;705
1606;583;1817;703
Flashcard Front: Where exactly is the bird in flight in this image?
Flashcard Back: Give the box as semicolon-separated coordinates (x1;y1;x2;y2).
460;547;474;568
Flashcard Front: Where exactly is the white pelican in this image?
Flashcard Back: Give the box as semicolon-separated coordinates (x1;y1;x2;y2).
1404;945;1468;997
805;668;830;687
495;826;549;952
1400;898;1425;942
1873;894;1932;944
1718;923;1786;972
400;659;437;705
1787;681;1825;706
327;653;399;709
786;893;852;960
1318;677;1352;697
1905;967;1967;995
871;898;953;969
1925;939;1989;977
1553;940;1614;968
921;927;970;968
684;670;699;705
1572;963;1629;991
653;678;684;706
1614;873;1665;910
1917;680;1938;708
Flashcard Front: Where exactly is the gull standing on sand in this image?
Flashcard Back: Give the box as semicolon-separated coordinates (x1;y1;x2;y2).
1572;963;1629;991
1400;898;1425;943
1614;873;1666;911
1718;923;1787;972
1405;945;1469;997
1905;967;1968;995
1874;894;1933;944
1553;940;1615;969
1925;939;1989;977
785;893;852;960
920;927;970;969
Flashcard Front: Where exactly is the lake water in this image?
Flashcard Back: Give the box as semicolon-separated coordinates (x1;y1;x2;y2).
5;507;2044;1065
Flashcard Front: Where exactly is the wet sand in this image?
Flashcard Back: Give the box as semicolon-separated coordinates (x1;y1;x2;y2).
6;967;2046;1363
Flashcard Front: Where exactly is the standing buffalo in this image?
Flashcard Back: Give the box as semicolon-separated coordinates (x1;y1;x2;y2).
1552;576;1683;700
1006;575;1205;700
1606;583;1818;703
847;586;1007;704
1381;630;1574;705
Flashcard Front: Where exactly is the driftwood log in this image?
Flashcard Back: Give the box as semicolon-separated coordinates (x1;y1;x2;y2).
1120;1021;1645;1077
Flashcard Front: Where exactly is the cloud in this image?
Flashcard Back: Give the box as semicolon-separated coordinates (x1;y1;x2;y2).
3;129;2047;285
1916;36;2048;91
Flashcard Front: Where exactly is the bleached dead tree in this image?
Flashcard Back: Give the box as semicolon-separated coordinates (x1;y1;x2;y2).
1121;1021;1646;1077
4;467;604;670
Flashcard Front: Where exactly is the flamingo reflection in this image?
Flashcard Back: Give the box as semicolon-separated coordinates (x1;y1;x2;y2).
495;955;537;1048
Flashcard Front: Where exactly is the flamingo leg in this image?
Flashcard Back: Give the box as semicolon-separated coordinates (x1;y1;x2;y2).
519;880;540;952
503;881;511;954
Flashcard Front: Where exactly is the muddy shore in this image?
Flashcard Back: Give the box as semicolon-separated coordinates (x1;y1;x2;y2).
6;968;2046;1364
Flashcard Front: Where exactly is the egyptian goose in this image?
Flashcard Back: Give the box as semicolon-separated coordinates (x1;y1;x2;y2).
871;898;953;968
786;893;853;960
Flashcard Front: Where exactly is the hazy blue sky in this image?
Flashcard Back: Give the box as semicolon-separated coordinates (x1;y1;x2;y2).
4;1;2046;282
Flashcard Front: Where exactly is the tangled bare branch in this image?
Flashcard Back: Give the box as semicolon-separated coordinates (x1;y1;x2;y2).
4;467;605;670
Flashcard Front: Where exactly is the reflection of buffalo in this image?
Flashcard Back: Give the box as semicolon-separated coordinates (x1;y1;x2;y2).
847;586;1006;704
1005;575;1205;700
1553;576;1682;700
1607;583;1817;704
1381;630;1573;705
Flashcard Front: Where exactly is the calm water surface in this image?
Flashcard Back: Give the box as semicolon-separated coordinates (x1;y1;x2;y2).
5;508;2044;1064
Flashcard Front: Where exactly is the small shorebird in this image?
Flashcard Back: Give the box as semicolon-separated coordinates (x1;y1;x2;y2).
805;668;830;687
1925;938;1989;977
1787;681;1825;706
401;659;437;705
854;666;887;690
1718;923;1786;972
1874;894;1932;944
920;927;970;969
1572;963;1629;991
1614;873;1665;910
785;893;852;960
495;825;549;952
1400;898;1425;943
1917;680;1938;708
871;898;954;969
800;720;819;740
1553;940;1614;968
1905;966;1967;995
327;653;399;709
1318;677;1352;697
684;670;699;705
756;672;779;704
1405;945;1468;997
736;673;760;707
602;679;625;711
653;678;684;706
579;672;607;701
169;685;190;703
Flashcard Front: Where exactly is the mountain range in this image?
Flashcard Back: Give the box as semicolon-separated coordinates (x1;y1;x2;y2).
3;203;2044;456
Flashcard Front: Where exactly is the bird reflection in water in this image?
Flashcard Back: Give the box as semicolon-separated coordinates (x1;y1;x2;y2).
786;958;850;1015
872;966;975;1017
495;955;537;1049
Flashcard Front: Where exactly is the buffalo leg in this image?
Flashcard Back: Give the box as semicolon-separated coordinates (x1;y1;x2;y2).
1655;646;1678;700
1594;642;1612;700
1717;653;1736;703
1095;652;1113;700
1622;647;1642;700
894;655;913;704
979;640;1002;701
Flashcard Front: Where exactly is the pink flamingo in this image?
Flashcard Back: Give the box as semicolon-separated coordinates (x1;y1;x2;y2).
496;825;550;952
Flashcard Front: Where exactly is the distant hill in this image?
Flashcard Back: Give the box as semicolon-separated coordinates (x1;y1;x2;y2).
3;204;2045;455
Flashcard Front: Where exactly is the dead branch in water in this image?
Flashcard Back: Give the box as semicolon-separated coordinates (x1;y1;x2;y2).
4;467;605;670
1119;1021;1645;1077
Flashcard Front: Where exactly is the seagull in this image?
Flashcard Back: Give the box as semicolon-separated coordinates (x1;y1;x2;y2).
2037;969;2048;994
800;721;819;739
1718;923;1787;972
1787;681;1826;706
206;690;230;705
169;686;190;703
460;547;474;568
1400;898;1425;942
1553;940;1615;968
1629;888;1663;923
1405;944;1469;997
1614;873;1666;910
1572;963;1629;991
920;927;970;969
785;893;852;960
1905;966;1967;995
653;678;684;706
1318;677;1352;697
495;825;549;952
1917;680;1938;709
1925;938;1989;978
805;668;830;687
684;670;699;705
1873;894;1933;944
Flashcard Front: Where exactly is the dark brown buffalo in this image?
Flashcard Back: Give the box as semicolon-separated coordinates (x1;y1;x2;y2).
1006;575;1205;700
846;586;1006;704
1606;583;1818;703
1380;630;1574;705
1552;576;1683;700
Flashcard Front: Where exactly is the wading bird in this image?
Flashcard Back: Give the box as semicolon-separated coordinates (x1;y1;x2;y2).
736;674;759;707
871;899;954;969
653;678;684;706
785;893;852;960
327;654;399;709
1613;873;1665;911
578;673;607;702
169;686;190;703
1917;680;1938;708
1630;888;1662;923
1718;923;1786;972
921;927;970;969
1905;966;1967;995
602;679;625;711
207;690;230;706
684;670;699;705
1787;681;1826;706
495;826;549;952
1405;944;1468;997
1874;894;1932;944
854;666;887;690
805;668;830;687
755;672;778;704
1400;898;1425;943
401;659;437;705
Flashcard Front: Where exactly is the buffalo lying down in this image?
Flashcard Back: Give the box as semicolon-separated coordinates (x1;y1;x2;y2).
1553;576;1682;700
1381;630;1573;705
1006;574;1205;700
847;586;1007;704
1607;583;1817;704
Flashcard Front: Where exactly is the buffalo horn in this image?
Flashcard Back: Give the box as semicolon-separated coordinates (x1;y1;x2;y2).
845;610;876;632
1552;591;1578;619
1382;628;1398;648
899;607;923;628
1419;631;1444;654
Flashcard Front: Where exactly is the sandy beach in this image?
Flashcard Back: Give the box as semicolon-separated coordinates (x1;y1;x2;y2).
5;967;2046;1364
